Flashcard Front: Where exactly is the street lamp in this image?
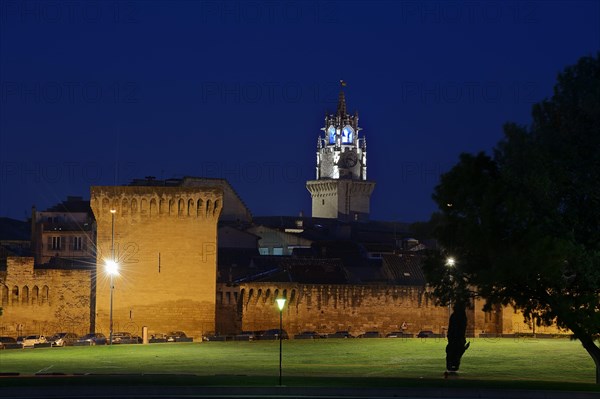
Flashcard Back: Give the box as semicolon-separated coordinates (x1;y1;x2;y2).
445;257;456;335
276;298;286;386
106;209;118;346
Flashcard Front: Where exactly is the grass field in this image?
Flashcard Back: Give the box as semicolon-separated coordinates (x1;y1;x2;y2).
0;338;597;389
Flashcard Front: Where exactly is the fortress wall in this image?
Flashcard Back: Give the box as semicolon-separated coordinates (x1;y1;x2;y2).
235;283;452;336
0;257;91;336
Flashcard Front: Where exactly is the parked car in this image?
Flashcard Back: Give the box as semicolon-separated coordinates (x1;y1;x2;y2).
166;331;187;342
358;331;382;338
257;329;288;340
23;335;47;347
293;331;324;339
417;330;435;338
386;331;411;338
203;334;229;342
233;331;256;341
111;332;135;344
328;331;354;339
0;336;17;349
16;336;26;345
77;333;107;345
50;332;78;347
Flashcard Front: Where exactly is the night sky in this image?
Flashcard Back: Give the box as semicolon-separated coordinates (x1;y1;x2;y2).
1;1;598;222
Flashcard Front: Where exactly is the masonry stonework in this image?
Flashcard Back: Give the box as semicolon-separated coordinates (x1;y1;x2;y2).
91;186;223;339
216;282;568;337
218;283;451;336
0;257;91;336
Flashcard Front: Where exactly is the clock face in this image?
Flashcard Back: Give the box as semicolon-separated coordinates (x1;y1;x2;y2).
340;151;358;168
327;126;336;144
341;126;354;144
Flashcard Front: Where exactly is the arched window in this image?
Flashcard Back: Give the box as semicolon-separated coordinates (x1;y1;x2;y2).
168;199;175;216
131;198;138;215
41;285;49;304
140;198;148;214
150;199;157;216
206;199;212;217
196;199;204;217
121;199;129;216
1;285;8;306
31;286;39;304
178;199;185;216
11;286;19;304
188;199;194;216
22;286;29;305
213;199;221;216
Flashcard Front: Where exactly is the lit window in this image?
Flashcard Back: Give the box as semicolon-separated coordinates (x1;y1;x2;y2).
51;237;62;250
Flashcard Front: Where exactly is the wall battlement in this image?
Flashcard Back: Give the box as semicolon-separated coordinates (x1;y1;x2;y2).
91;186;222;222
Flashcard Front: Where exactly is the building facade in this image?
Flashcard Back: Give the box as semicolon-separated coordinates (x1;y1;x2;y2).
31;196;95;266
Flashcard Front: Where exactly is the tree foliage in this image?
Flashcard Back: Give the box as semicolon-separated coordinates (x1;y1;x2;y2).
425;53;600;382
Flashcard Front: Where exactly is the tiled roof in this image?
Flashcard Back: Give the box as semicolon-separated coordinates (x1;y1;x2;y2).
44;197;92;214
0;217;30;241
234;257;350;284
381;253;426;286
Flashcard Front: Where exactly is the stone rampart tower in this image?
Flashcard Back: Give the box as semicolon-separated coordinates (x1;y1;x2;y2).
91;185;223;339
306;85;375;221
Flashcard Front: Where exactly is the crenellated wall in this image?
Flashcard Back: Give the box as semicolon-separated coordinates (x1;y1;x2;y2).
216;283;569;337
0;257;91;336
217;283;452;336
91;186;223;339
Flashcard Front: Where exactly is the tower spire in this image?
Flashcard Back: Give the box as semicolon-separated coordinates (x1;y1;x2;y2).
337;80;347;117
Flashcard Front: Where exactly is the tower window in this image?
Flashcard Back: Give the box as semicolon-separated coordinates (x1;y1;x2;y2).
322;199;325;205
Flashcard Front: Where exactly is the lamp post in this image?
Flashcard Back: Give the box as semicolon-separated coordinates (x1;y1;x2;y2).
276;298;286;386
106;209;118;346
445;257;456;334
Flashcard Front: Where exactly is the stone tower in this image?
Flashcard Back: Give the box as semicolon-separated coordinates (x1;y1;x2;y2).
306;85;375;221
91;185;222;339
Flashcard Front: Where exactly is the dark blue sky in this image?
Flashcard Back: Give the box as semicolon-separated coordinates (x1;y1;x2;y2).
1;1;599;222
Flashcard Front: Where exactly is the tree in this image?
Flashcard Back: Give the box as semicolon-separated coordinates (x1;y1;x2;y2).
426;53;600;382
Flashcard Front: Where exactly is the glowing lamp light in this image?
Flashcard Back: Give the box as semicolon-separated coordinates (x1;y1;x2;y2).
105;260;119;275
276;298;286;311
446;257;456;267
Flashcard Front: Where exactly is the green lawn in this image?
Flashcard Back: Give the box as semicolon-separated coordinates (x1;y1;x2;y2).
0;338;597;388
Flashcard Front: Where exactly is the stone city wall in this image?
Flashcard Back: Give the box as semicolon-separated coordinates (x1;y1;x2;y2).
0;257;91;337
218;283;454;337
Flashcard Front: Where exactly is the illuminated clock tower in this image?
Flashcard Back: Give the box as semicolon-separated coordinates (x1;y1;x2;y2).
306;84;375;221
